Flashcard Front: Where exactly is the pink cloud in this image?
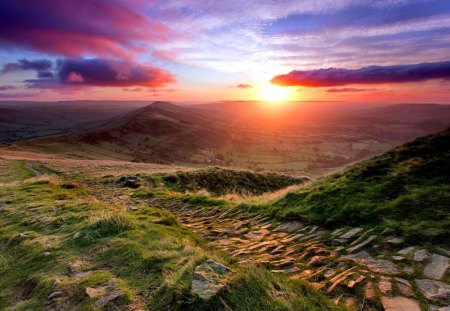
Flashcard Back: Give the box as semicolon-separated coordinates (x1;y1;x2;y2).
0;0;177;59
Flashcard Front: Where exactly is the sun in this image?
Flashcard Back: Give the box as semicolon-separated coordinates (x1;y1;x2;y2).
260;84;290;101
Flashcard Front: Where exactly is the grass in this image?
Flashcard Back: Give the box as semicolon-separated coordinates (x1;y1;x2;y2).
250;128;450;246
0;162;344;310
146;167;307;196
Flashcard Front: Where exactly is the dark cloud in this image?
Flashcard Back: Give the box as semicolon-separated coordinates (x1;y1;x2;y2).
2;59;54;78
25;58;175;89
327;88;377;93
0;0;176;58
271;61;450;87
0;85;16;91
236;84;252;89
0;92;35;98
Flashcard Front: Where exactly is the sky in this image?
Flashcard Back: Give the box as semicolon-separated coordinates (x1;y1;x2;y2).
0;0;450;103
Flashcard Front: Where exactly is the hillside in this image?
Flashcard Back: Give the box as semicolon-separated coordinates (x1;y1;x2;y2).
0;101;148;144
259;128;450;245
0;159;343;311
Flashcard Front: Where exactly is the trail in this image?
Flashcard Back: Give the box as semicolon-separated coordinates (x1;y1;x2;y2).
25;161;44;177
87;181;449;311
142;197;446;311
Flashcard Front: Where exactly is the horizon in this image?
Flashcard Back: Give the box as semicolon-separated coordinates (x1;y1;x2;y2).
1;1;450;103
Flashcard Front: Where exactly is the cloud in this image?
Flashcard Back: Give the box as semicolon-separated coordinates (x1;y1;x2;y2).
0;85;16;91
264;1;450;36
0;0;176;59
25;58;175;89
2;59;53;78
327;87;377;93
271;61;450;87
0;92;35;98
235;84;252;89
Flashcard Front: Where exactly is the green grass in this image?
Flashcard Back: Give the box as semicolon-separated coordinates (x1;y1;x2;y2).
0;160;35;183
0;164;343;310
251;128;450;246
147;167;307;196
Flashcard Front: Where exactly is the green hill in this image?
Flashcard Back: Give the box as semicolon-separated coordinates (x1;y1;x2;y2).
258;128;450;245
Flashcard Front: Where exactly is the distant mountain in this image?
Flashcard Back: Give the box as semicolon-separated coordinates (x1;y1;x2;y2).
0;101;149;144
266;128;450;244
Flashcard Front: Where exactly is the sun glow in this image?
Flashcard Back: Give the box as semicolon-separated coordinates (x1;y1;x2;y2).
260;84;290;101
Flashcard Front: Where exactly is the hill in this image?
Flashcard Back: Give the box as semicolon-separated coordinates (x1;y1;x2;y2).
257;128;450;245
0;101;149;144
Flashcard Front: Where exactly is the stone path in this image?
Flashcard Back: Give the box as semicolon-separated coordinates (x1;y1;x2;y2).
138;197;450;311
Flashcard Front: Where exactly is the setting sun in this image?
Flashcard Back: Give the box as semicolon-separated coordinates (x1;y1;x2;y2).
260;84;290;101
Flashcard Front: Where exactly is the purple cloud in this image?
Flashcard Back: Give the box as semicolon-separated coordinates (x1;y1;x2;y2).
327;88;377;93
26;58;175;89
0;0;176;59
2;59;53;78
0;85;16;91
271;61;450;87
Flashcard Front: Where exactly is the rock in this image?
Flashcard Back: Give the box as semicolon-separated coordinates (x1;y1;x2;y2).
365;282;376;300
413;249;429;263
380;296;421;311
393;256;405;262
281;233;304;243
48;291;64;300
345;297;358;310
68;261;84;274
275;221;303;233
394;277;415;297
350;229;375;246
118;176;140;188
331;238;347;246
73;232;81;239
347;275;366;289
75;271;93;279
192;259;234;300
43;251;51;256
0;206;5;212
379;277;393;295
344;251;399;274
85;278;124;308
437;247;450;257
339;227;363;240
416;279;450;302
403;267;415;275
244;229;270;241
398;246;415;255
386;237;404;246
346;235;377;253
423;254;449;280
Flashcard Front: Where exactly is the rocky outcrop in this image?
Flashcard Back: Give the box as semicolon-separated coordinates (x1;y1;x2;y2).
192;259;234;300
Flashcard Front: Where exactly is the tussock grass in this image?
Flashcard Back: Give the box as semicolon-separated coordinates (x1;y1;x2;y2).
91;212;133;236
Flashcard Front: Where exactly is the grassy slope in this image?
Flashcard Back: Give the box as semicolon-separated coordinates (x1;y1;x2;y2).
0;163;342;310
254;128;450;245
149;167;307;196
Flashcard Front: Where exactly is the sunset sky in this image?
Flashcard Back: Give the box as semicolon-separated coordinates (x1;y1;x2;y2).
1;0;450;102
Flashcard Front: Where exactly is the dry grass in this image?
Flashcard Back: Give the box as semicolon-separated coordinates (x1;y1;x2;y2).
0;149;193;179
